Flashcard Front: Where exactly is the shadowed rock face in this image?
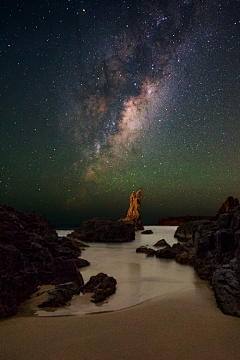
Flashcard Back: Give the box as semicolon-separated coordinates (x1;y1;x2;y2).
0;205;84;319
68;217;135;243
120;189;144;230
174;205;240;317
217;196;239;216
137;201;240;317
81;273;117;303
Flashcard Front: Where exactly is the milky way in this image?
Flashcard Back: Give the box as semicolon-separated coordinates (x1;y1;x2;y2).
1;0;240;225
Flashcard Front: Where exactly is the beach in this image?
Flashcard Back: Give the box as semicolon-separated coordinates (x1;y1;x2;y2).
1;226;240;360
1;284;240;360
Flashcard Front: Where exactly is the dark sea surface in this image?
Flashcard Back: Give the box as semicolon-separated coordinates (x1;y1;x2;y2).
36;226;206;316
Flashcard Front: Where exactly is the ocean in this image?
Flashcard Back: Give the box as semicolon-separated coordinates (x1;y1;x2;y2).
36;226;206;316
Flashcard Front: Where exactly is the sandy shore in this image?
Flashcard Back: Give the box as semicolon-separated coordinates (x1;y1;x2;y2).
1;285;240;360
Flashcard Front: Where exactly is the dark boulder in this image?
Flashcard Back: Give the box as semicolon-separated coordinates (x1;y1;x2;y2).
155;242;196;264
173;203;240;316
154;239;169;247
81;273;117;303
51;259;84;286
68;217;135;243
212;263;240;317
156;244;178;259
141;229;153;234
136;246;156;256
174;220;204;242
0;205;85;319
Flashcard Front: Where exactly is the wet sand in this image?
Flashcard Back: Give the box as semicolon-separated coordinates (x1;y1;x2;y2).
1;285;240;360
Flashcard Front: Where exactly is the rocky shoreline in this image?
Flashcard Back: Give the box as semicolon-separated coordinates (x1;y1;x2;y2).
0;206;119;319
137;201;240;317
1;194;240;319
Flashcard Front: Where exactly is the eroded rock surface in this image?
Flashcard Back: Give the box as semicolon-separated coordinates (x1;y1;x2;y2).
217;196;239;217
120;189;144;230
175;205;240;316
138;202;240;317
0;205;84;319
81;273;117;303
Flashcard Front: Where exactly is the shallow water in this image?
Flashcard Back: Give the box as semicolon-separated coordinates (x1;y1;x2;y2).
36;226;205;316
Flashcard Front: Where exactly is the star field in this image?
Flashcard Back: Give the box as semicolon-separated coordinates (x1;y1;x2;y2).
1;0;240;225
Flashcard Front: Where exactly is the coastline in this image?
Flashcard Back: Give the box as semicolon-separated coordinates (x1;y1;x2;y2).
1;285;240;360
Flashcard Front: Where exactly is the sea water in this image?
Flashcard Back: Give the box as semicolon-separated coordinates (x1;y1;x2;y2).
36;226;205;316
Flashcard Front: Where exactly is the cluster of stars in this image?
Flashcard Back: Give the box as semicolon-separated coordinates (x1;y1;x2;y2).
0;0;239;224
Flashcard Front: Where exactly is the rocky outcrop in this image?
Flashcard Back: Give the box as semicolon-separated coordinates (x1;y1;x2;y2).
81;273;117;303
154;239;169;247
175;205;240;316
38;260;83;308
0;205;84;319
217;196;239;216
136;246;156;256
157;197;239;226
174;220;206;242
174;220;219;251
157;215;214;226
137;201;240;317
211;261;240;317
68;217;135;243
120;189;144;230
156;242;196;265
141;229;153;234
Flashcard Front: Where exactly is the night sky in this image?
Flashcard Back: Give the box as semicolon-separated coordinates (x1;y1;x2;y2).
1;0;240;226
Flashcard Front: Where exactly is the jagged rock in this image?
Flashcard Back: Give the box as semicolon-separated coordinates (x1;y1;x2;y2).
154;239;169;247
174;220;203;242
192;221;219;253
175;244;196;265
141;229;153;234
218;212;233;229
212;263;240;317
68;217;135;243
174;220;218;248
194;252;215;280
153;241;196;265
81;273;117;303
0;205;84;319
136;246;156;256
38;281;81;308
174;203;240;316
156;244;178;259
120;189;144;230
217;196;239;216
